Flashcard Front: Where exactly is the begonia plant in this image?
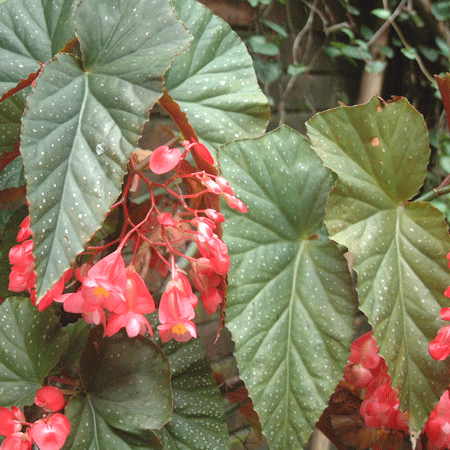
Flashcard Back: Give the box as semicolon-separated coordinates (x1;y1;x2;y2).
2;0;450;449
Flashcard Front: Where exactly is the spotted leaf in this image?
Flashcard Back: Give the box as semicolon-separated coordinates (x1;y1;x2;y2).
220;126;355;450
164;0;270;156
158;338;229;450
0;297;68;408
20;0;192;303
307;96;450;432
79;326;172;433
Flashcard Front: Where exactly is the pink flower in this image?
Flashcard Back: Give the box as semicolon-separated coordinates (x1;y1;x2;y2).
424;390;450;449
196;221;230;275
29;413;70;450
360;384;408;431
200;288;223;315
34;386;65;412
158;269;198;343
17;216;32;243
149;145;182;174
1;432;32;450
0;406;25;437
56;250;128;326
429;325;450;361
8;240;35;293
105;265;155;338
184;139;214;165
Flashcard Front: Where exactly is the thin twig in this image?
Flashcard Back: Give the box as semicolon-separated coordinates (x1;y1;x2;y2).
367;0;408;47
391;20;436;84
279;0;318;125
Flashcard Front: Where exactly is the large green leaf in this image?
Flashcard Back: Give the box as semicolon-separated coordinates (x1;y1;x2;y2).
158;338;229;450
64;395;162;450
79;327;172;433
165;0;270;156
0;88;28;156
0;0;79;96
219;126;355;450
20;0;192;303
0;297;68;408
307;96;450;433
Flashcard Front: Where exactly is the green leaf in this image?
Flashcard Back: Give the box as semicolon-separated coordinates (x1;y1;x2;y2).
261;19;288;38
287;64;309;77
79;327;172;433
0;297;68;408
59;320;90;369
431;1;450;21
64;395;163;450
420;45;439;62
0;157;25;189
165;0;270;155
253;57;282;85
401;47;417;60
0;88;28;156
220;126;355;449
248;35;280;56
157;339;229;450
365;60;387;74
307;96;450;432
378;44;394;59
0;0;79;96
371;8;391;19
20;0;191;303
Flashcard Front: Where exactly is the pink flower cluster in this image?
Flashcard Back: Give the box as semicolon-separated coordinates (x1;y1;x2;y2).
344;331;408;431
8;217;70;311
429;252;450;361
9;140;247;344
0;386;70;450
55;250;155;338
424;389;450;449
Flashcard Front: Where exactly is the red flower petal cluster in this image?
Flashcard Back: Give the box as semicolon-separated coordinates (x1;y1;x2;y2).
8;217;70;311
430;254;450;361
56;250;155;338
0;387;69;450
424;390;450;449
344;332;408;432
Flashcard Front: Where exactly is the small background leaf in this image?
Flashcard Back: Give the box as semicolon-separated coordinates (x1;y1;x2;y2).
307;96;450;432
0;297;68;407
220;126;355;449
164;0;270;156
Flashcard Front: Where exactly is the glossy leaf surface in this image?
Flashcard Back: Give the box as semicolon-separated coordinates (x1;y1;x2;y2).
0;0;78;96
307;96;450;432
79;327;172;433
0;297;68;408
20;0;191;302
220;126;355;449
165;0;270;156
159;339;229;450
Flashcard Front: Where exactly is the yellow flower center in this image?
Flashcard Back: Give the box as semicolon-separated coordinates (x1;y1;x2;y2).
94;286;110;299
172;323;187;336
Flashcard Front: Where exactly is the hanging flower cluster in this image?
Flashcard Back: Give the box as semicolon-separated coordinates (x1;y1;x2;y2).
8;217;71;311
429;252;450;361
0;386;69;450
8;139;247;344
344;331;408;432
